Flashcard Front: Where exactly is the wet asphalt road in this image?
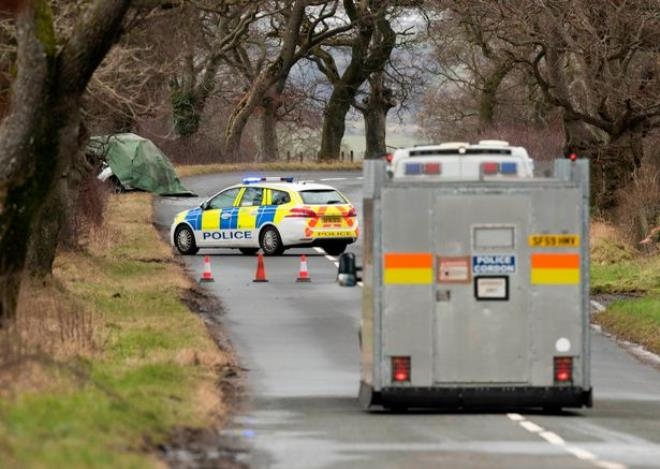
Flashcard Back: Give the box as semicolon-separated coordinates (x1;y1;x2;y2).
154;171;660;469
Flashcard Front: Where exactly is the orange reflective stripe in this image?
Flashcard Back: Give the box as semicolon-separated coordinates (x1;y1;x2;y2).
384;253;434;269
531;253;580;269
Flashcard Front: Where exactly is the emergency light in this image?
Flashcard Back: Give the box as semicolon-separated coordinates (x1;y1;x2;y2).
243;176;294;184
480;161;518;176
404;162;443;176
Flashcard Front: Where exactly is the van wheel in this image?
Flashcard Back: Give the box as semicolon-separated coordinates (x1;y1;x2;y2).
323;242;347;256
259;226;284;256
174;225;198;255
239;248;259;256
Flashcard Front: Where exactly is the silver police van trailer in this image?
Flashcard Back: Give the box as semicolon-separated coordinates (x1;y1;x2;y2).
339;141;592;411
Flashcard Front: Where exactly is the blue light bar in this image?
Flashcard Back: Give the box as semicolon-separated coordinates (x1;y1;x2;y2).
405;163;423;175
242;176;295;184
500;162;518;175
242;177;263;184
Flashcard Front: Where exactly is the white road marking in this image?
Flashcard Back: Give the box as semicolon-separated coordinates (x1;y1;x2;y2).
520;421;544;433
591;300;606;312
333;262;339;268
594;461;627;469
320;177;347;181
509;414;627;469
566;446;597;461
313;247;325;254
539;431;565;446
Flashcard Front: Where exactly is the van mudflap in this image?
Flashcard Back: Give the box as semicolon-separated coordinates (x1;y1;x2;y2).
379;386;593;410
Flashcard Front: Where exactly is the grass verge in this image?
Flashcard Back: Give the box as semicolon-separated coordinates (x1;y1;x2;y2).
176;160;362;178
590;221;660;354
0;193;230;468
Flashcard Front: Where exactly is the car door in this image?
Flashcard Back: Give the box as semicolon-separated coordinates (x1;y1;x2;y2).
198;187;241;247
236;186;264;245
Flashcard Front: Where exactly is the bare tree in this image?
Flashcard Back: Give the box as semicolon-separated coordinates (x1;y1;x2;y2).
222;0;352;161
169;0;261;138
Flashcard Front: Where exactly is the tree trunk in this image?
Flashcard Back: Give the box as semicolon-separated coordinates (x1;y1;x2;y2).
362;74;395;159
259;97;279;162
224;71;276;161
316;5;396;161
478;62;513;129
0;0;131;325
319;87;353;161
27;112;91;277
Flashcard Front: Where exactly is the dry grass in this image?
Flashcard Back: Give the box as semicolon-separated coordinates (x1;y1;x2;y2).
590;220;636;265
615;162;660;247
0;192;233;467
176;160;362;178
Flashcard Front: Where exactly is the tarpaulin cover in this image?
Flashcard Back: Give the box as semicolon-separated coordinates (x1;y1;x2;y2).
89;133;195;196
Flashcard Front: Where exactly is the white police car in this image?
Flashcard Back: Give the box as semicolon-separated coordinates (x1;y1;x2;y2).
170;177;358;256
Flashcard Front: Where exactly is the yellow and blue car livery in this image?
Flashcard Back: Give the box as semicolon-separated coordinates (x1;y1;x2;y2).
170;177;358;256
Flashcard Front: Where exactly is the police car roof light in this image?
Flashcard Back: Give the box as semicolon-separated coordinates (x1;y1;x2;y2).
242;176;294;184
242;177;263;184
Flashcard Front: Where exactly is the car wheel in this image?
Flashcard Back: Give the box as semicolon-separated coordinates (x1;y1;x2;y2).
174;225;199;255
323;242;348;256
239;248;259;256
259;226;284;256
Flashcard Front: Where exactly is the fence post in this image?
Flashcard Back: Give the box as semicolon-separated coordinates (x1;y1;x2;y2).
287;150;291;162
341;150;345;161
350;150;354;162
299;152;303;163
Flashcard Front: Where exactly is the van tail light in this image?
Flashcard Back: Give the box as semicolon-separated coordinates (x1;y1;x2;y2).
286;207;317;218
554;356;573;383
391;356;410;383
386;153;393;163
345;207;357;217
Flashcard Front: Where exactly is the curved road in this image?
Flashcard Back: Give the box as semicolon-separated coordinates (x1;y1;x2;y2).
155;171;660;469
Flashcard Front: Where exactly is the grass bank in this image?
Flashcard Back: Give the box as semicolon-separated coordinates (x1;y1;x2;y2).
590;221;660;354
0;194;231;468
176;160;362;178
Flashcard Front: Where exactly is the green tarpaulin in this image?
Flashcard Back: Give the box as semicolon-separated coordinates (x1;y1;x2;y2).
89;133;195;196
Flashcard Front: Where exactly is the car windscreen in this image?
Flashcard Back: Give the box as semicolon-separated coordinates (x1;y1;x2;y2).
298;189;347;205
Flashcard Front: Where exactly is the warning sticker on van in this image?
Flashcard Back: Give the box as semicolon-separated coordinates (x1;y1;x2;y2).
472;255;516;274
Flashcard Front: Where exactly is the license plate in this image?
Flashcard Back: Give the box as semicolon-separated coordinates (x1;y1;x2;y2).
528;234;580;247
322;216;342;223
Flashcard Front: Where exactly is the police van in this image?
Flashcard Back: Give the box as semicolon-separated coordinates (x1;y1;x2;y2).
339;140;592;411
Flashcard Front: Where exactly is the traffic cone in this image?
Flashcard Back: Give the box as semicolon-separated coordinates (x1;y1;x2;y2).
200;255;215;283
253;252;268;282
296;255;311;282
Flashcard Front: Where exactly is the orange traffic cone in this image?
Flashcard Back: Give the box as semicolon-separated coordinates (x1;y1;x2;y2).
253;252;268;283
296;255;311;282
200;255;215;283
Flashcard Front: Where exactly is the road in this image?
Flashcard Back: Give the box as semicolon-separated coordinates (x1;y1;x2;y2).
154;171;660;469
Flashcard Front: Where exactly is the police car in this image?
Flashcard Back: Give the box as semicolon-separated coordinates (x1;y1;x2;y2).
170;177;358;256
